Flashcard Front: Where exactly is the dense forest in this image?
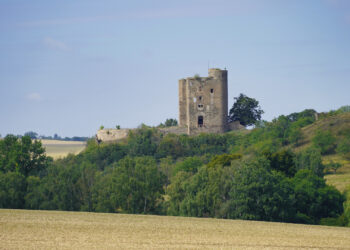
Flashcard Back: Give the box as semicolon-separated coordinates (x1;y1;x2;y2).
1;106;350;227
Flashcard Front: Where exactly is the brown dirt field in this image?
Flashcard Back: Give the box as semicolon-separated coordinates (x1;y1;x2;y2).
1;209;350;249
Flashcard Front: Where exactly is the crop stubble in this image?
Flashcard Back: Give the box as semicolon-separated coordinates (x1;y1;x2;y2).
1;209;350;249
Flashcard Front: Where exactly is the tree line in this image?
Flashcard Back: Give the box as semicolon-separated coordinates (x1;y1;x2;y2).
1;106;350;226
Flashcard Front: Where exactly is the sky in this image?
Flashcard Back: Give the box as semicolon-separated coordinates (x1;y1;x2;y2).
1;0;350;137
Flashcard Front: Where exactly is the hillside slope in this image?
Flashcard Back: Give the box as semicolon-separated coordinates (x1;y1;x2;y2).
295;113;350;192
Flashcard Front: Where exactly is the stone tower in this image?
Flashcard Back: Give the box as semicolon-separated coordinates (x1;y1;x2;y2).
178;68;228;135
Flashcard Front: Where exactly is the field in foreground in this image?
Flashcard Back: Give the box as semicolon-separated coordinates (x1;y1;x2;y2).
40;139;86;159
1;210;350;249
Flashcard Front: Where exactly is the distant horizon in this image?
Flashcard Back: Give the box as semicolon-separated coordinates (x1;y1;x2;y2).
1;0;350;137
1;103;348;139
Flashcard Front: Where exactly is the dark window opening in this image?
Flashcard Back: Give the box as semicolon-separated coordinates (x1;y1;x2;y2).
198;116;204;127
198;104;203;108
210;88;214;93
199;96;202;101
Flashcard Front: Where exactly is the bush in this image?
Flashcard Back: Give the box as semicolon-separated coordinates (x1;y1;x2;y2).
312;130;336;155
336;137;350;155
296;147;325;177
320;215;348;227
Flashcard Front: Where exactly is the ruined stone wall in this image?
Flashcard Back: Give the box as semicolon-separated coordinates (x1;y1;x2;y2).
96;129;130;143
179;68;228;135
158;126;188;135
96;127;189;143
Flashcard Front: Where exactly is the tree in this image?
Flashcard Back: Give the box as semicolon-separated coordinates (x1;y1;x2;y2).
296;147;325;177
93;157;165;214
0;135;51;177
263;149;296;177
158;118;178;128
228;157;295;222
24;131;38;139
0;171;26;208
292;169;344;224
164;118;178;127
312;130;336;155
228;93;264;126
325;160;342;174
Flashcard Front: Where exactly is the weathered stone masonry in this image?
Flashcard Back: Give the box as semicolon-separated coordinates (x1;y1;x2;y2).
179;68;229;135
96;68;243;142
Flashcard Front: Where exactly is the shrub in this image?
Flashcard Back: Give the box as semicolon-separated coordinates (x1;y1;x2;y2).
336;137;350;155
312;130;336;155
296;147;325;177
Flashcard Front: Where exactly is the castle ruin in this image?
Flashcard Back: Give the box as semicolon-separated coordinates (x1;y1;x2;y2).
179;68;228;135
96;68;242;142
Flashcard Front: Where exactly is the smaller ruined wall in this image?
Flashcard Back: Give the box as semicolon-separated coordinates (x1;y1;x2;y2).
96;129;130;143
158;126;188;135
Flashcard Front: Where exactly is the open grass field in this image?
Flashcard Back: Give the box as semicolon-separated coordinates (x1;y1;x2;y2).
40;140;86;159
1;209;350;249
324;154;350;192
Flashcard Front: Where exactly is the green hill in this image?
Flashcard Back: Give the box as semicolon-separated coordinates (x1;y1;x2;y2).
294;112;350;192
1;106;350;227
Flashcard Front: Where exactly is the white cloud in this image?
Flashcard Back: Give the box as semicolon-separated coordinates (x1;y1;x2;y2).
43;37;69;51
26;93;41;101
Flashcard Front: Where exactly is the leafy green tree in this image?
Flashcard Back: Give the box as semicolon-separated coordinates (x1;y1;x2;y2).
228;93;264;126
0;135;51;177
207;153;242;168
325;160;342;174
28;163;81;211
166;171;192;216
165;118;178;127
173;156;203;176
167;161;236;218
94;157;165;214
263;149;296;177
336;136;350;155
158;156;175;187
25;176;45;209
24;131;38;139
0;171;26;208
344;187;350;227
77;162;98;211
296;147;325;177
288;127;304;146
286;109;317;123
227;157;295;222
156;134;184;159
127;127;158;156
292;169;344;224
312;130;336;155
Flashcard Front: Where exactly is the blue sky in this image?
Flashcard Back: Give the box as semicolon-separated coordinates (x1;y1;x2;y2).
1;0;350;137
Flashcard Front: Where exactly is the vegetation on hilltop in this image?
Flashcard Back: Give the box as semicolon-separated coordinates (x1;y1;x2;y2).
1;106;350;227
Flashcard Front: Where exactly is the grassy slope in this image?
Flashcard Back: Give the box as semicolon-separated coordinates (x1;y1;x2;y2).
40;139;86;159
1;209;350;249
293;113;350;192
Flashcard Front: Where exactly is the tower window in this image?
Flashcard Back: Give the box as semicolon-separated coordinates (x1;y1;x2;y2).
210;89;214;93
198;104;203;109
199;96;202;101
198;116;204;127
